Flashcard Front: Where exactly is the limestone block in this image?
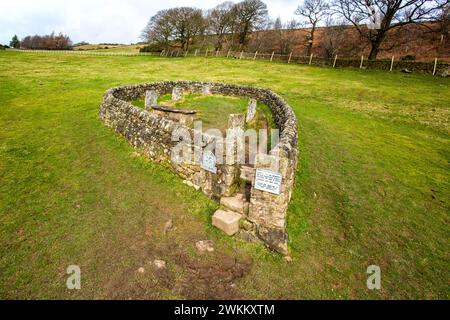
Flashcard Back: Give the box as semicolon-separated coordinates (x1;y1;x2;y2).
228;113;245;128
212;209;242;236
172;86;183;101
145;90;158;109
202;84;211;95
246;98;257;122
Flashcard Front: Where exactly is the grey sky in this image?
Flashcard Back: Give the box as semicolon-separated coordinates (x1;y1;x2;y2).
0;0;300;45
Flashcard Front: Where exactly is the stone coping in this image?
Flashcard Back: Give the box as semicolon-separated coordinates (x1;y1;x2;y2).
152;104;197;115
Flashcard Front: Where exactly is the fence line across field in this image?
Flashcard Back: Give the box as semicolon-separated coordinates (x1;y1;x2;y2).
6;48;447;75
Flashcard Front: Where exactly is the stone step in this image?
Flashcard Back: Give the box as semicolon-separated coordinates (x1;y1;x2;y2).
212;209;242;236
220;193;247;214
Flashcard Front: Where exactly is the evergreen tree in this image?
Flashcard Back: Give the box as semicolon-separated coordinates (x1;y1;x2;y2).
10;35;20;48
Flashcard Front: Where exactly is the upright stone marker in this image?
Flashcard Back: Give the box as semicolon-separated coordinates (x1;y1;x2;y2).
228;113;245;128
202;84;211;95
172;86;183;101
246;98;257;122
144;90;158;109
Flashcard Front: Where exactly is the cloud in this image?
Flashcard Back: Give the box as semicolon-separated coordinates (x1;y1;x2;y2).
0;0;299;45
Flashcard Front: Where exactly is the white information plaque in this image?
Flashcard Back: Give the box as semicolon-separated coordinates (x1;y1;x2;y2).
254;169;282;195
201;151;217;174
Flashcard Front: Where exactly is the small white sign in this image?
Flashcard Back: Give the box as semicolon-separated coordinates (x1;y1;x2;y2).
201;151;217;174
254;169;282;195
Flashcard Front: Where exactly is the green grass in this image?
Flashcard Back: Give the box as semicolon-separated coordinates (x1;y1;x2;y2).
132;93;249;132
0;51;449;299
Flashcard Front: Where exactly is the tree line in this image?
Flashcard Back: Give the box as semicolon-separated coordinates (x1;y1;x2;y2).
141;0;449;60
9;32;73;50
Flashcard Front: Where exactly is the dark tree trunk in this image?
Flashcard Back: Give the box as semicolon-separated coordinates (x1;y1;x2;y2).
368;30;387;60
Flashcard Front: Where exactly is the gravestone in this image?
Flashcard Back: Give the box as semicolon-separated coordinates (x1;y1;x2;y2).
246;98;257;122
228;113;245;128
172;86;183;101
202;84;211;95
145;90;158;109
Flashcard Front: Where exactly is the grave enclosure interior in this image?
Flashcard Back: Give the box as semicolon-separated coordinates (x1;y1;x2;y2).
99;81;298;254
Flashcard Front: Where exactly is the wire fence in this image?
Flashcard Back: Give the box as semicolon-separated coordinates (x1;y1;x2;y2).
6;48;449;76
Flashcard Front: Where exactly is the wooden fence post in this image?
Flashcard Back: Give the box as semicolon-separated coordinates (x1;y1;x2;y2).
194;49;198;57
240;51;243;59
185;50;188;57
270;51;274;62
253;51;258;60
333;55;338;68
288;52;293;64
227;49;231;58
390;56;394;71
433;58;437;75
205;49;208;57
360;55;364;69
309;53;313;65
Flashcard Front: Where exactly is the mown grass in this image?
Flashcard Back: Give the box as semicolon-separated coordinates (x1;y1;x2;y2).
0;51;448;299
132;94;248;132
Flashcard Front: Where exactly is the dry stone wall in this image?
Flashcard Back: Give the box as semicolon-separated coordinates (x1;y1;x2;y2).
99;81;298;254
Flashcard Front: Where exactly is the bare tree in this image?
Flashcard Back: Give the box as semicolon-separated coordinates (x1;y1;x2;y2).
170;7;205;51
322;17;348;57
20;32;72;50
206;2;235;50
333;0;447;60
295;0;330;56
232;0;269;50
141;10;174;50
141;7;205;51
272;17;300;54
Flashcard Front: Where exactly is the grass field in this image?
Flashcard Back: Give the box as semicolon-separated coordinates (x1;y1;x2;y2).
0;51;448;299
73;44;144;53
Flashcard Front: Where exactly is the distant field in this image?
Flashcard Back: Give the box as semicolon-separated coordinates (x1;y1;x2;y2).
73;44;144;53
0;51;448;299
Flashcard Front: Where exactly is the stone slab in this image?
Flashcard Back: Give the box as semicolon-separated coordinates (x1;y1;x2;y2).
212;209;241;236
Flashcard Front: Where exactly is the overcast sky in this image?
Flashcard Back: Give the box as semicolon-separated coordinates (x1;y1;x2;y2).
0;0;300;45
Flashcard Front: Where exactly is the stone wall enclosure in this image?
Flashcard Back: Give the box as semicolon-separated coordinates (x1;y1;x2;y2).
99;81;298;254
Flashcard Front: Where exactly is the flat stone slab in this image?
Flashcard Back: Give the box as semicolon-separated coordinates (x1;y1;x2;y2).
212;209;242;236
220;194;246;214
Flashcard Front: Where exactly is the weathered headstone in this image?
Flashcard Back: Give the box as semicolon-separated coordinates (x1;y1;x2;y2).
172;86;183;101
145;90;158;109
202;84;211;95
246;98;257;122
228;113;245;128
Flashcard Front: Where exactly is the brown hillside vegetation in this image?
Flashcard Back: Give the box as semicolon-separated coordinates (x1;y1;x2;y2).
242;22;449;62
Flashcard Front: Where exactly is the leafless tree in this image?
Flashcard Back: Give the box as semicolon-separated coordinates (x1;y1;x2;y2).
170;7;205;51
333;0;447;60
271;17;300;54
141;7;204;51
322;17;348;57
206;2;235;50
232;0;269;50
20;32;72;50
295;0;331;56
141;9;174;50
